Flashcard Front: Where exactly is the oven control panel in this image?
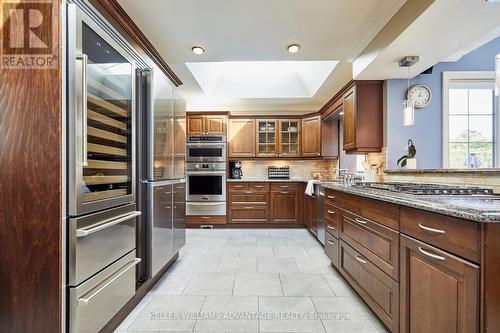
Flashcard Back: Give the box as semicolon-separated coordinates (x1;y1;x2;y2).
186;162;226;172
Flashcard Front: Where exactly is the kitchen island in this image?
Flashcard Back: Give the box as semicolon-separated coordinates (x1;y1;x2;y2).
320;183;500;333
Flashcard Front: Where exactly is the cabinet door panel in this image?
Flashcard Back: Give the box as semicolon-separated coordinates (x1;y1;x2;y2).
228;118;255;157
205;115;225;135
278;119;301;157
343;88;356;151
400;234;479;333
325;232;339;268
302;115;321;157
229;205;268;223
270;191;299;223
187;115;205;136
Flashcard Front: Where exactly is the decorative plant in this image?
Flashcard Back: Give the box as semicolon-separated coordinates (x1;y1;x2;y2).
397;139;416;167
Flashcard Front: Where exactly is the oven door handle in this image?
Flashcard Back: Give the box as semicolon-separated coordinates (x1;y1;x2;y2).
187;171;226;176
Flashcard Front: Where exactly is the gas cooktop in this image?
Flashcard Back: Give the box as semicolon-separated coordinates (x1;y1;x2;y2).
356;182;494;195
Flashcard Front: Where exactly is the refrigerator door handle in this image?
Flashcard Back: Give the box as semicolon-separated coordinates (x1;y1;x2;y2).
76;211;141;237
76;53;88;166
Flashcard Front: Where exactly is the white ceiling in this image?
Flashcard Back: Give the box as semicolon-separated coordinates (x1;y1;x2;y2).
117;0;406;113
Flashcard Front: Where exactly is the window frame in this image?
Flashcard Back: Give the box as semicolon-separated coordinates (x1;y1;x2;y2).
442;71;498;168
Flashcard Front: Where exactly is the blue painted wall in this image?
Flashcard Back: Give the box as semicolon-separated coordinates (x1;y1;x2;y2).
386;36;500;169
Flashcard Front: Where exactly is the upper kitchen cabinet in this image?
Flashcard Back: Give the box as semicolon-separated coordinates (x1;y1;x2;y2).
341;81;383;153
278;119;301;157
187;114;227;136
228;118;255;157
301;115;322;157
321;112;340;159
256;119;278;157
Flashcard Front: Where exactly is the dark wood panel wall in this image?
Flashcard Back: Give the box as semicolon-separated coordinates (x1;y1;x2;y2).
0;0;62;332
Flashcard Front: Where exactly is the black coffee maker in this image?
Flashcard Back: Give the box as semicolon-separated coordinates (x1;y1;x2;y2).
229;160;243;179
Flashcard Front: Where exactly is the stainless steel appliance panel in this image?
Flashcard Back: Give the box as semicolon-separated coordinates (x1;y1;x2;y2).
172;180;186;253
68;5;136;215
173;91;186;179
186;142;226;162
69;251;139;333
186;202;227;216
317;186;325;246
68;204;139;286
186;171;226;201
149;181;174;277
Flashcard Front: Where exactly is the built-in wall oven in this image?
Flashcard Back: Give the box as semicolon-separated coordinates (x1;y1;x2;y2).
185;162;226;216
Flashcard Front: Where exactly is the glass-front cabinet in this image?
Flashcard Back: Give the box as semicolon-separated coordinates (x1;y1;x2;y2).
69;7;136;215
279;119;300;157
256;119;278;157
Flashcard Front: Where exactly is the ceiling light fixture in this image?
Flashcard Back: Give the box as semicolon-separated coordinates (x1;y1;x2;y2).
399;56;419;126
191;45;205;55
287;44;300;53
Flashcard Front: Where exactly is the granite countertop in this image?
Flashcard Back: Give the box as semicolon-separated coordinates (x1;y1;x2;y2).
227;178;310;183
321;183;500;223
385;168;500;174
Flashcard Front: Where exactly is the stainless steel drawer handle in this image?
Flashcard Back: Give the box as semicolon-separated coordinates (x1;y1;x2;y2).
355;218;367;225
280;185;289;188
327;239;335;245
327;224;335;230
234;185;243;188
327;195;335;199
253;185;263;188
201;216;211;219
355;255;367;264
78;258;141;306
327;210;335;214
281;191;290;194
244;206;254;209
418;247;445;261
418;223;446;235
243;191;254;194
76;211;141;237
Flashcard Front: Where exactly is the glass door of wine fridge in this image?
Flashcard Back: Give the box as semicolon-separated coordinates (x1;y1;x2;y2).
68;6;136;215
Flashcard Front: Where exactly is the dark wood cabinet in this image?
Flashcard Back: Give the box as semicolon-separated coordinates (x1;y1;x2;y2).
301;115;322;157
400;234;479;333
270;190;300;223
321;112;339;159
228;118;256;157
187;114;226;136
342;81;383;153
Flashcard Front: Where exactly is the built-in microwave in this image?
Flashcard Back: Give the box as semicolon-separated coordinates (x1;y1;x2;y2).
186;142;226;162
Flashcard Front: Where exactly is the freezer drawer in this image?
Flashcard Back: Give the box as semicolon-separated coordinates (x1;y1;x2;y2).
69;204;140;286
69;251;140;333
186;201;226;216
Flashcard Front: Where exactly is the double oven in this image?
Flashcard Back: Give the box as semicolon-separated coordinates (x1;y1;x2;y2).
186;137;227;216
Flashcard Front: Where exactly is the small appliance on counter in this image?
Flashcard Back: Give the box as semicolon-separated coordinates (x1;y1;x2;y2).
229;160;243;179
268;166;290;179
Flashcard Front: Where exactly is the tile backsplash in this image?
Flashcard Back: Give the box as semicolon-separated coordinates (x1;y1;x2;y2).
236;159;337;180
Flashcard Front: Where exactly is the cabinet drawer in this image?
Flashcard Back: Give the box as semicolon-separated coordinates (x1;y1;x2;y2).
229;205;268;223
228;183;249;191
270;183;300;191
186;215;226;225
326;189;400;230
401;207;480;263
325;232;339;268
228;192;269;204
324;202;341;223
340;211;399;280
339;240;399;332
248;182;270;191
325;217;339;238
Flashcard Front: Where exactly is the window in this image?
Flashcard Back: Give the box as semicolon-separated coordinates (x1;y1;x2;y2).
443;72;498;168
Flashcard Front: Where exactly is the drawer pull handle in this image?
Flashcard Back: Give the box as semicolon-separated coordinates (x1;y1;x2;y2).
244;191;254;194
244;206;254;209
418;247;445;261
201;216;211;219
355;218;367;225
418;224;446;235
281;191;290;194
280;185;289;188
253;185;263;188
76;211;141;237
78;258;141;305
355;255;367;264
327;195;335;199
327;239;335;245
327;210;335;215
327;224;335;230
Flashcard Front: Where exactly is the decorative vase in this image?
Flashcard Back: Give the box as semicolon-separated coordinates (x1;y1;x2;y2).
406;158;417;169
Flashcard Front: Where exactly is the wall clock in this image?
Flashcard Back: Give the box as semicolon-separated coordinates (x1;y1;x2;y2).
407;84;432;109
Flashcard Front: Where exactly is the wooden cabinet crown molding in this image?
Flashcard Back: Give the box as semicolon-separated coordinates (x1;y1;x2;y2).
90;0;182;86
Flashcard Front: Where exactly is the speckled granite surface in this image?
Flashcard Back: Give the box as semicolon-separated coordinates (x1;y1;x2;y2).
385;168;500;174
226;178;311;182
321;183;500;223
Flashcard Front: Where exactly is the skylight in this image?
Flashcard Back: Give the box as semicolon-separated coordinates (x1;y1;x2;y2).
185;61;338;99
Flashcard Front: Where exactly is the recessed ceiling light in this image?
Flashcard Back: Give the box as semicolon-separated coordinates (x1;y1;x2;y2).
287;44;300;53
192;45;205;55
339;111;344;116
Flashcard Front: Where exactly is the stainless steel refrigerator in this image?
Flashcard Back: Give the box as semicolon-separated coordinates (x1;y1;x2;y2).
136;67;186;282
